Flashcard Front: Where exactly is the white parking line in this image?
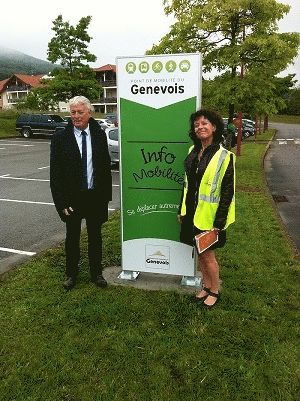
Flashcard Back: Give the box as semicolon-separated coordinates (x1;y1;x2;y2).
0;198;54;205
276;138;300;145
38;166;50;170
0;198;116;211
0;175;49;182
0;246;36;256
0;140;33;143
0;143;35;147
0;147;6;150
0;140;50;144
0;176;119;186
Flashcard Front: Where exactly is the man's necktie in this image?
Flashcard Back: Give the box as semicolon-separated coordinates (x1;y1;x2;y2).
81;131;88;190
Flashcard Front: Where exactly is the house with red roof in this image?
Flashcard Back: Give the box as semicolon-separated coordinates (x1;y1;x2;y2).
0;78;10;109
0;65;117;113
92;64;117;114
0;73;44;109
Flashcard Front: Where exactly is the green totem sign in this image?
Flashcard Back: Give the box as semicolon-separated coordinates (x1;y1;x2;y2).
117;54;202;278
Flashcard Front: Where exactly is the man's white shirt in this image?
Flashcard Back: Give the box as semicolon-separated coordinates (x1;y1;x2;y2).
74;125;94;189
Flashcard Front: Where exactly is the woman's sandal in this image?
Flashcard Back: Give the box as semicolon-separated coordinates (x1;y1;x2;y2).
203;291;221;309
194;287;211;303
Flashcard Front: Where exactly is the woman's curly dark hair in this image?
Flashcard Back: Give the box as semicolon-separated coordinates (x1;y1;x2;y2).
189;109;224;146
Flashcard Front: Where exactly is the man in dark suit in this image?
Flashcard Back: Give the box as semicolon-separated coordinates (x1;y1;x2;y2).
50;96;112;290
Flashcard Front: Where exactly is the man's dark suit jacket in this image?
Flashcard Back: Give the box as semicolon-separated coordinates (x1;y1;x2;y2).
50;117;112;222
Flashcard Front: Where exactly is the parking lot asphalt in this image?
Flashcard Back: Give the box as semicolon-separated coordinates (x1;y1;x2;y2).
0;136;120;274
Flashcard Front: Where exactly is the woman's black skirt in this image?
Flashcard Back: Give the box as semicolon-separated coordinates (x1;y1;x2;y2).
180;216;226;250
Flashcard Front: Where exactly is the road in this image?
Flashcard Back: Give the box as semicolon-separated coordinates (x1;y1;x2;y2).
0;136;120;274
265;122;300;252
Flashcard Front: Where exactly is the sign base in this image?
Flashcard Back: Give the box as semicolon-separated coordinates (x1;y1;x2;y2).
118;270;140;281
181;276;202;287
118;270;202;288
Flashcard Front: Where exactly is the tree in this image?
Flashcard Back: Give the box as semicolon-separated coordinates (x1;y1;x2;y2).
47;15;96;73
285;87;300;115
38;15;100;102
148;0;300;120
16;85;59;111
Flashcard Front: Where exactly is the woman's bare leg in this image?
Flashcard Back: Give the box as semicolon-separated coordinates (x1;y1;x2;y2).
195;252;212;298
198;250;220;306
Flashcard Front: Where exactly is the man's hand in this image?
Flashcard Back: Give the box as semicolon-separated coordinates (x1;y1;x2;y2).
63;207;74;216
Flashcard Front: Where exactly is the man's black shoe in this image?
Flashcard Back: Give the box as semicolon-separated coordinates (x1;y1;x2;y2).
92;274;108;288
63;277;76;290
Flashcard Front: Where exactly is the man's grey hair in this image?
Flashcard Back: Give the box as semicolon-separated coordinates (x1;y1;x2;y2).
69;96;94;112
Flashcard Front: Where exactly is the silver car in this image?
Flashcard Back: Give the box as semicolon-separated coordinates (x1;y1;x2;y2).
95;118;115;131
105;127;119;164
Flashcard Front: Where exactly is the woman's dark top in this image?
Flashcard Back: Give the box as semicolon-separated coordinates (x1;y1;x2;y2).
179;144;234;248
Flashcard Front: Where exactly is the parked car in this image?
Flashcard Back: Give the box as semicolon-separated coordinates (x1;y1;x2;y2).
223;117;255;140
16;113;67;138
63;115;72;123
241;119;255;138
105;113;118;127
105;127;119;164
95;118;115;130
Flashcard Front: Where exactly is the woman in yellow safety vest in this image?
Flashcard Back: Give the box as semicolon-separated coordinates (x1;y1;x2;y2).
178;109;235;309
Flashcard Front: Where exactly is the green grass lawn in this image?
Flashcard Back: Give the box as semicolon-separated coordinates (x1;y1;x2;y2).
1;130;300;401
269;114;300;124
0;109;19;137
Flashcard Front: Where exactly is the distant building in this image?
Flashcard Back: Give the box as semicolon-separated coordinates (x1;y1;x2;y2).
0;74;43;109
92;64;117;114
0;64;118;114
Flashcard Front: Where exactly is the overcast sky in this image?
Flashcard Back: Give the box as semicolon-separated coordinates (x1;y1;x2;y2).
1;0;299;81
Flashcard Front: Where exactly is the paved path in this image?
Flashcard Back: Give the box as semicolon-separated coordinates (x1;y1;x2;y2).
265;122;300;253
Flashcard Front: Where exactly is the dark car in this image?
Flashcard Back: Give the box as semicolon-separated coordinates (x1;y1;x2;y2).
241;119;255;138
16;113;68;138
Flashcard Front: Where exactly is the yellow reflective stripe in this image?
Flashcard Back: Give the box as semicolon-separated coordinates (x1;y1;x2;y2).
199;194;235;203
199;194;220;203
211;149;228;194
198;148;229;202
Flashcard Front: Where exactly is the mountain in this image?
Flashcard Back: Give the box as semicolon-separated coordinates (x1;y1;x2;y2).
0;46;57;80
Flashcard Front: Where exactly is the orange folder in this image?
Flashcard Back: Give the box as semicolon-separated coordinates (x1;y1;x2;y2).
195;230;219;254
